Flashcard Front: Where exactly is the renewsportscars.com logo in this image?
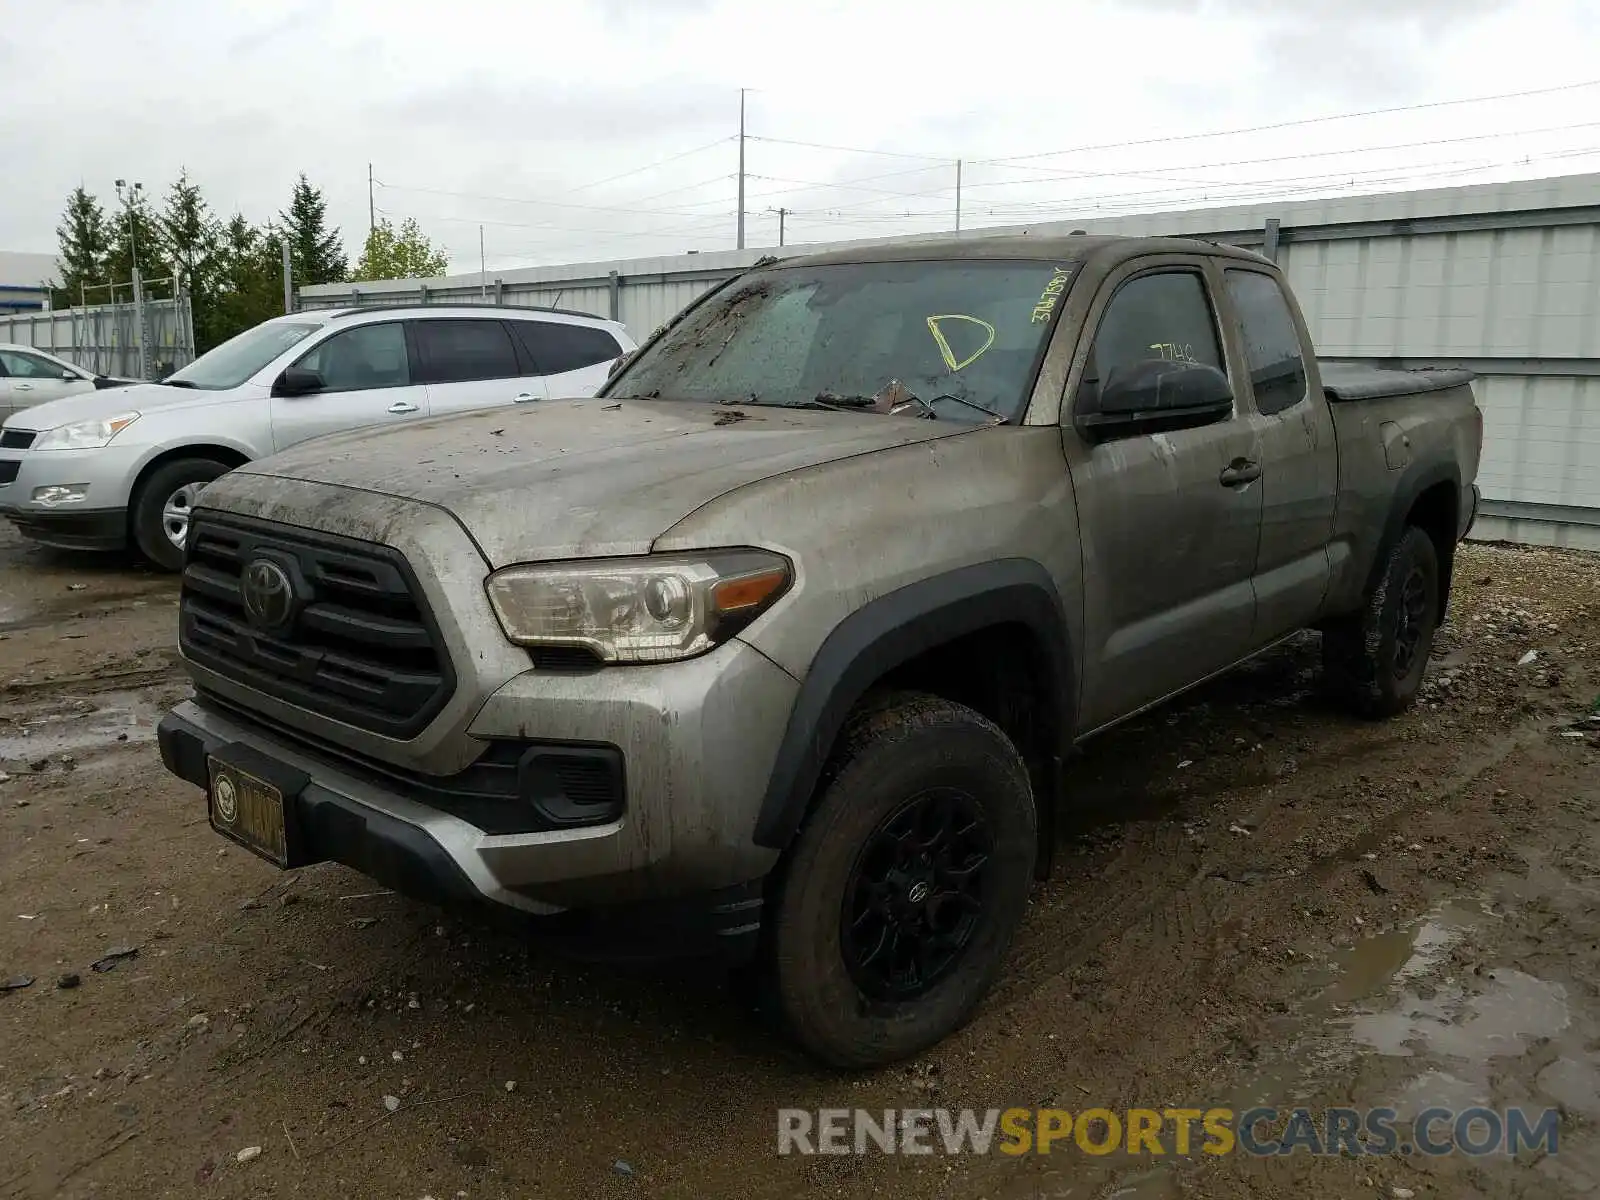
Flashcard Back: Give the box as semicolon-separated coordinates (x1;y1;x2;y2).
777;1106;1562;1157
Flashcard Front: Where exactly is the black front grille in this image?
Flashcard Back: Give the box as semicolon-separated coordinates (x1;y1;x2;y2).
179;514;455;738
0;430;35;450
0;461;17;486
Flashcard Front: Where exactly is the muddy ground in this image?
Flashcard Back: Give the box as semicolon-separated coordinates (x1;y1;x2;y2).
1;522;1598;1200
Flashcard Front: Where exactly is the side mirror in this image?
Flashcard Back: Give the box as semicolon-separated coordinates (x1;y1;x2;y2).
1078;360;1233;440
273;365;324;397
607;350;635;380
61;368;79;381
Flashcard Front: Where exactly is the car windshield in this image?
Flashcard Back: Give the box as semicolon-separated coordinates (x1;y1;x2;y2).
164;321;322;390
610;258;1079;423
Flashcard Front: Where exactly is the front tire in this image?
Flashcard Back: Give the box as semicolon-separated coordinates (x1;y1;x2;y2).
1322;525;1441;718
767;693;1036;1069
130;457;232;571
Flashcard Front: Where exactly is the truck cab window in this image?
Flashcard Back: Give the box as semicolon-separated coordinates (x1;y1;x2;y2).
1079;271;1223;410
1224;270;1308;416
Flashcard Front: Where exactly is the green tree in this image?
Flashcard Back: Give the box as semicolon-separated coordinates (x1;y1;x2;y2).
159;170;226;348
279;172;347;287
353;216;450;281
208;215;285;346
54;186;112;306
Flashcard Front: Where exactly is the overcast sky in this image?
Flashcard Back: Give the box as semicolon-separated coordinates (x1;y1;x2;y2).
5;0;1600;278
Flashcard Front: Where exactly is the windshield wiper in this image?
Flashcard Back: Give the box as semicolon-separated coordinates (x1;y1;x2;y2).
924;393;1007;424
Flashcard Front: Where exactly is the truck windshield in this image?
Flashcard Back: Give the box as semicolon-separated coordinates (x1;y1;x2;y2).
164;321;322;391
612;259;1079;423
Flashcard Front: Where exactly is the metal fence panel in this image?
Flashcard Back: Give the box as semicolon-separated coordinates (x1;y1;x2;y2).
0;294;195;379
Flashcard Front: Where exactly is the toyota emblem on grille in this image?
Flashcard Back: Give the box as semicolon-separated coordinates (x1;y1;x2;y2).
241;558;296;631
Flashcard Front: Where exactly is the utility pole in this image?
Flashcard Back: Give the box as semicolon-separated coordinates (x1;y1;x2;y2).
955;159;963;233
368;163;375;237
736;87;747;251
777;207;787;247
479;225;488;300
281;240;294;314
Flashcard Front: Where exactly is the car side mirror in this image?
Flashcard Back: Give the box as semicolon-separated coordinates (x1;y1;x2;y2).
1077;360;1233;441
607;350;635;380
273;366;324;397
61;368;79;381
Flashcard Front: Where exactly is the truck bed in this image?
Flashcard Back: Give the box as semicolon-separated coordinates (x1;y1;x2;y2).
1319;361;1477;403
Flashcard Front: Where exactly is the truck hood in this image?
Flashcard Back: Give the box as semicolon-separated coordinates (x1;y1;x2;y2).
2;381;247;431
233;397;975;566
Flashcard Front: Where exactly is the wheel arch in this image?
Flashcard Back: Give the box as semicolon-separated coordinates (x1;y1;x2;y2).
751;559;1076;878
1366;460;1461;625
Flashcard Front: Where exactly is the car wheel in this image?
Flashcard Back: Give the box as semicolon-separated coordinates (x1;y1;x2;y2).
767;692;1036;1069
131;458;232;571
1322;525;1441;718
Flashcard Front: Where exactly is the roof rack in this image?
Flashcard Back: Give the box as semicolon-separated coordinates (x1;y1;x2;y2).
319;301;611;322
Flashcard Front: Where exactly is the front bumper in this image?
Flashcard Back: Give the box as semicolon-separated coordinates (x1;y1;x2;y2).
0;503;126;550
158;702;772;961
0;440;146;549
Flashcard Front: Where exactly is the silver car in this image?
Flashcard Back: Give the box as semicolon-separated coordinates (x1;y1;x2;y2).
0;305;635;568
0;343;134;421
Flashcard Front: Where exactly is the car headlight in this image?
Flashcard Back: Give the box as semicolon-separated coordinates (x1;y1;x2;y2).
32;412;141;451
485;550;791;664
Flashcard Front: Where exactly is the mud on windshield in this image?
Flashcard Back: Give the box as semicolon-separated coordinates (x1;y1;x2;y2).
610;259;1080;424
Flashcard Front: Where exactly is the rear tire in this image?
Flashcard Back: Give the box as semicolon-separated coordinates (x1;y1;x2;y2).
131;457;232;571
1322;525;1440;718
766;692;1036;1069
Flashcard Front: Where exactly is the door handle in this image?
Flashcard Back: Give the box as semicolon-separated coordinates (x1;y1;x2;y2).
513;392;538;403
1219;458;1261;487
387;401;419;414
14;383;32;391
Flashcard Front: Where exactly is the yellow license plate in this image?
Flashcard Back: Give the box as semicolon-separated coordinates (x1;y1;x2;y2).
208;757;289;867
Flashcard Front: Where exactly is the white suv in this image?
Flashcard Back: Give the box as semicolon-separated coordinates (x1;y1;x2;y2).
0;305;636;569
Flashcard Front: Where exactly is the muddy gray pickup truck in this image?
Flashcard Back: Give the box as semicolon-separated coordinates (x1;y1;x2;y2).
157;233;1482;1067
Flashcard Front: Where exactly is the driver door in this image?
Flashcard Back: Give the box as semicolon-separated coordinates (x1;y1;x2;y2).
1065;259;1265;733
268;321;431;452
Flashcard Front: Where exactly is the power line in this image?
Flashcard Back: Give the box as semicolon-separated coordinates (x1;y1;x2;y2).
374;204;732;241
967;119;1600;189
980;77;1600;165
373;178;729;220
560;136;734;195
745;134;951;162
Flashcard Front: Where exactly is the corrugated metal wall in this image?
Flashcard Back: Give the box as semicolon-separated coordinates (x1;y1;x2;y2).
301;174;1600;550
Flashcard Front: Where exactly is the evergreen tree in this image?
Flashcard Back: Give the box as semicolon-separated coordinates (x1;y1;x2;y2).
279;172;347;287
53;186;112;307
209;215;286;347
160;170;225;347
354;216;450;281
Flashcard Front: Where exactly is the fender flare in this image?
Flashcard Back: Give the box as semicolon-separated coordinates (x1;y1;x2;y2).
751;558;1075;851
1364;459;1462;617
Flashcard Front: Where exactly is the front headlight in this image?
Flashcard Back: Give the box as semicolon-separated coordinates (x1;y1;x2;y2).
32;412;141;451
485;550;792;664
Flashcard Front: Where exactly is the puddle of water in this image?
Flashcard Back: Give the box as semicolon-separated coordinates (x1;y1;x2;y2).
1349;967;1569;1060
0;690;160;759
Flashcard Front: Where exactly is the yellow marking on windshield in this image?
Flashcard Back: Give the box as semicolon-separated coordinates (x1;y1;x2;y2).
1030;265;1074;324
926;314;997;372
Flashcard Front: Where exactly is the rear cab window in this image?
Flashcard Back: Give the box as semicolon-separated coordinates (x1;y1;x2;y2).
1224;270;1309;416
